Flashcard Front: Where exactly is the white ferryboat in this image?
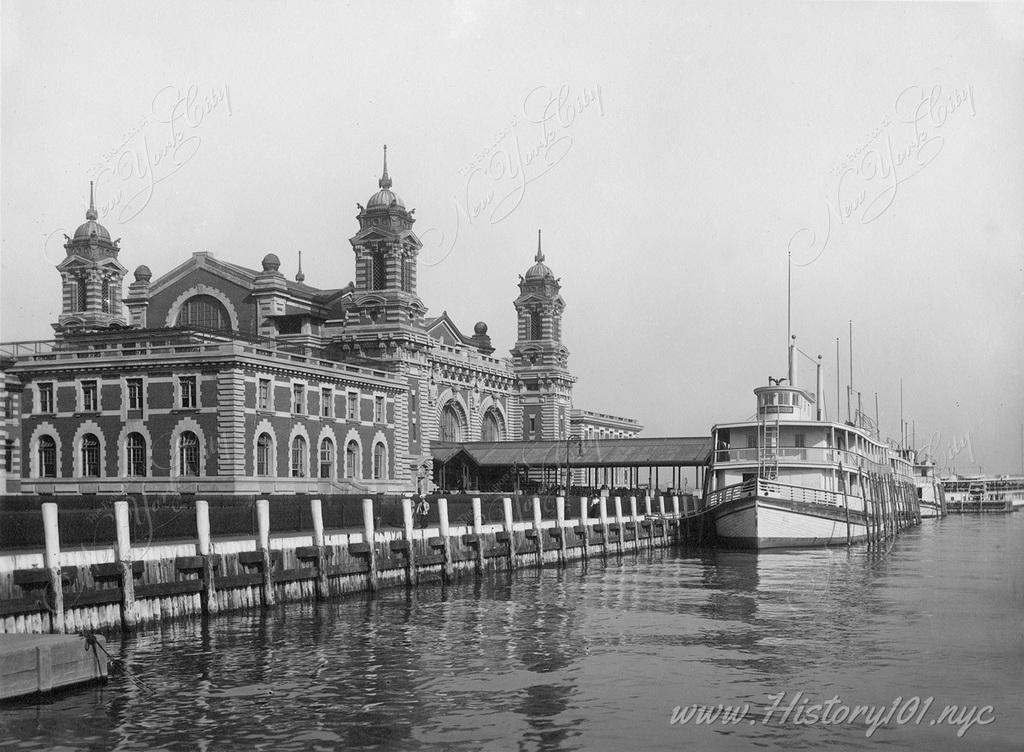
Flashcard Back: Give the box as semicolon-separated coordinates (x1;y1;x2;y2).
940;475;1024;513
703;342;918;548
911;453;945;518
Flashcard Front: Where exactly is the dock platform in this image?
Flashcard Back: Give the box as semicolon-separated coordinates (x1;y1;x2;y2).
0;633;108;700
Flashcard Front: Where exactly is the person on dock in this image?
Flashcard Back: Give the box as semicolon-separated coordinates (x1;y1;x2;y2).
415;497;430;529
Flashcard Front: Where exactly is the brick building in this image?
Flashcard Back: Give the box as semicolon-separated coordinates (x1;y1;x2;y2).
0;150;639;496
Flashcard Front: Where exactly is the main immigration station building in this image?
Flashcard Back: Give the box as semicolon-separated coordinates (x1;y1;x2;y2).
0;150;648;498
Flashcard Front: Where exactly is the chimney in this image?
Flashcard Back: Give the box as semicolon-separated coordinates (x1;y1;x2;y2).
788;335;797;387
815;355;823;420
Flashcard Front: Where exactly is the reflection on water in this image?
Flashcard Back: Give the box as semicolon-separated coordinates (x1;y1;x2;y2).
2;516;1022;751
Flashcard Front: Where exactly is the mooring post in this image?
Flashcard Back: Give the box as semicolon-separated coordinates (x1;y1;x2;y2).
614;496;624;555
362;498;378;591
402;496;418;586
42;502;64;634
256;499;275;606
531;496;544;564
579;497;590;560
311;498;330;599
643;496;654;547
657;496;668;544
438;498;454;583
502;497;517;570
555;496;567;564
471;497;484;573
113;500;137;630
598;496;609;557
629;496;639;552
196;499;218;617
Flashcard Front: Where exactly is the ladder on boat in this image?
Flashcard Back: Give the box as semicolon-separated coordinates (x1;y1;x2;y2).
758;413;780;481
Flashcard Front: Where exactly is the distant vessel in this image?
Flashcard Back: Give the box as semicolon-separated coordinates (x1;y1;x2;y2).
940;475;1023;513
704;340;919;548
911;454;946;518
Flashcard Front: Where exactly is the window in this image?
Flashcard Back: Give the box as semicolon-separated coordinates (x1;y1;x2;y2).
180;376;197;408
3;440;12;472
530;310;542;340
372;442;386;480
440;403;463;442
529;415;536;435
345;440;359;478
402;258;413;292
82;381;99;412
291;435;307;477
347;392;358;420
372;249;387;290
39;383;54;413
482;409;502;441
411;421;418;441
258;379;271;410
410;391;417;412
374;395;385;423
81;434;101;477
74;280;87;312
793;394;801;407
293;384;305;414
38;435;57;477
256;433;273;476
795;434;806;448
321;388;332;417
127;378;144;410
319;438;334;479
126;433;146;476
175;294;230;331
101;280;111;313
179;431;200;476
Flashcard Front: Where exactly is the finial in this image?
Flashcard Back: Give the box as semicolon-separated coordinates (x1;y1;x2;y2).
378;144;392;190
86;181;98;220
535;229;544;263
296;250;305;283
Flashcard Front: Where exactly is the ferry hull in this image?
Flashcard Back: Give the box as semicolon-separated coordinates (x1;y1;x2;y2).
714;496;868;549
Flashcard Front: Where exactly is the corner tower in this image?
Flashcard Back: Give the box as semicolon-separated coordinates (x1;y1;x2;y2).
511;230;575;440
54;182;128;333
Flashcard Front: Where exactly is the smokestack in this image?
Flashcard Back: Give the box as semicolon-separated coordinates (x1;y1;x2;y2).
788;335;797;387
815;355;823;420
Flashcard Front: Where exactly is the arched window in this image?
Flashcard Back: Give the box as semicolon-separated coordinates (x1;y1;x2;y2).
372;442;386;480
291;436;307;478
530;310;543;340
81;434;101;477
440;403;463;442
345;440;360;479
38;436;57;478
179;431;200;476
319;438;334;479
482;409;503;442
126;433;146;476
175;294;230;331
256;433;273;476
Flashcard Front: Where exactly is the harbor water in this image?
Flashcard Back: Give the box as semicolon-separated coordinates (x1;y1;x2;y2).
2;515;1021;751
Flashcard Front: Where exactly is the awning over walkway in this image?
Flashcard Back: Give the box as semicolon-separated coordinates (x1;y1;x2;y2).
430;436;713;468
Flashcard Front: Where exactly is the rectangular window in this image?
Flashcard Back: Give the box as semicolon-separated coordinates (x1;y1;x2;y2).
374;395;385;423
410;391;417;412
127;378;144;410
39;383;54;413
258;378;271;410
347;392;359;420
411;421;418;441
3;440;12;472
180;376;197;409
529;415;536;434
321;387;332;417
82;380;98;412
795;434;806;448
293;384;305;413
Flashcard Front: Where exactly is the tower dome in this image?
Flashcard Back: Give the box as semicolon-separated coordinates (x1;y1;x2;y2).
366;145;405;209
72;182;112;242
524;229;553;280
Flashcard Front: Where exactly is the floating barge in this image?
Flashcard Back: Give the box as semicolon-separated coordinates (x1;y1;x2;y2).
940;476;1022;514
0;633;108;700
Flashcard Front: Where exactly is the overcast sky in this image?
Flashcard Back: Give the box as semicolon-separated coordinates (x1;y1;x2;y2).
3;1;1022;475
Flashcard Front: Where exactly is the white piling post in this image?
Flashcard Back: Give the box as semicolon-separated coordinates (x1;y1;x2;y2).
402;496;417;585
614;496;625;553
555;496;567;563
578;497;590;559
532;496;544;563
196;500;211;556
672;495;680;517
502;497;517;570
598;496;609;556
310;498;329;599
42;503;64;634
438;498;453;582
362;498;378;590
196;499;217;616
471;497;484;573
256;499;275;606
114;500;137;629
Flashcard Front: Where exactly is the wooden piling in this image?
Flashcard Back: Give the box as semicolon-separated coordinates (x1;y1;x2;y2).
402;496;418;586
502;497;517;570
113;500;137;630
578;498;590;560
531;497;544;565
42;503;63;634
196;500;218;617
256;499;276;606
311;498;330;599
613;496;624;555
555;496;567;564
437;498;454;583
598;496;609;557
362;498;378;591
471;497;484;573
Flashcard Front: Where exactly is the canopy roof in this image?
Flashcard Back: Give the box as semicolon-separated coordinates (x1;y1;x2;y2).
430;436;712;468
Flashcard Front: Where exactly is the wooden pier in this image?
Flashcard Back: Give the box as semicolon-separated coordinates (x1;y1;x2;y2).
0;633;108;699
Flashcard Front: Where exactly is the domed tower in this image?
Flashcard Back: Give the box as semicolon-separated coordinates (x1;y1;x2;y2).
55;182;128;333
511;230;575;440
346;146;426;326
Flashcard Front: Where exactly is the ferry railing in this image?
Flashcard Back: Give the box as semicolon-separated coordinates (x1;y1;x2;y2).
704;478;848;510
713;447;890;474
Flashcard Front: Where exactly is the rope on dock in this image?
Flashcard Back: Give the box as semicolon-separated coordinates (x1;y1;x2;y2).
80;631;155;695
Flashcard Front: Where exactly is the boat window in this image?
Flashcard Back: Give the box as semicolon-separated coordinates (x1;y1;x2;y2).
793;394;800;407
778;393;790;405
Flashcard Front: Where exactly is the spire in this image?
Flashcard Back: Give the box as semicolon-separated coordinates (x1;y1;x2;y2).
295;250;305;283
536;229;544;263
86;181;98;220
378;144;392;190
